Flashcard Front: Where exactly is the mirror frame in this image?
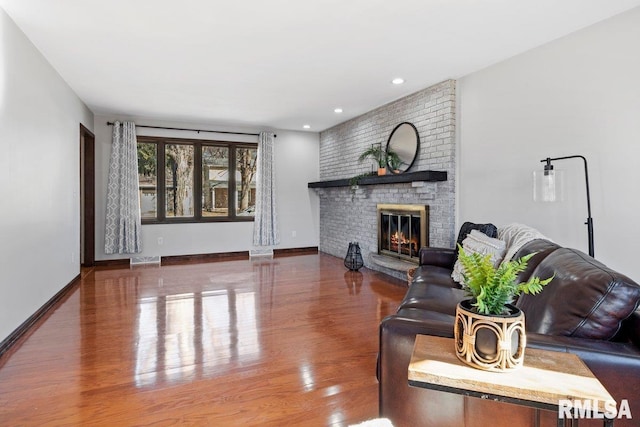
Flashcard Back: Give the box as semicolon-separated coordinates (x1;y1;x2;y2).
386;122;420;174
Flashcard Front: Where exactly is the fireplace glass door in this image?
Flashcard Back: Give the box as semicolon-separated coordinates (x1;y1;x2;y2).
377;204;428;263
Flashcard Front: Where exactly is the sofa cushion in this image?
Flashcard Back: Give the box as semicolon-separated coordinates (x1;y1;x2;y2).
454;221;498;259
400;277;467;315
451;229;506;285
395;307;457;323
516;248;640;340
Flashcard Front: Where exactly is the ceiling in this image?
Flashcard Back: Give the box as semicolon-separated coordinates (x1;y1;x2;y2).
2;1;639;132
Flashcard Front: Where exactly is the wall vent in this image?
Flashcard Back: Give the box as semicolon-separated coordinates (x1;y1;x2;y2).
130;256;161;266
250;248;274;258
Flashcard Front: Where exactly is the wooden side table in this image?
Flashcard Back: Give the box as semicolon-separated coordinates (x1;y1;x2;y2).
408;335;616;427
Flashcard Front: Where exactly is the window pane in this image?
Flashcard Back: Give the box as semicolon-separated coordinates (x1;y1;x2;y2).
137;142;157;219
236;147;257;216
165;144;194;217
202;146;229;217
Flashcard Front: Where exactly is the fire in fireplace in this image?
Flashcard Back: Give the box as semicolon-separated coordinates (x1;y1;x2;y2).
377;204;429;263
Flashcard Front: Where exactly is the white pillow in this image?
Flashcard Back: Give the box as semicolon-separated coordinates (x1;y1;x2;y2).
498;223;551;264
451;229;507;285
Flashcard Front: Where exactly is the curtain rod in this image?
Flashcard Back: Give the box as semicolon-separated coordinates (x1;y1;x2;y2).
106;122;276;137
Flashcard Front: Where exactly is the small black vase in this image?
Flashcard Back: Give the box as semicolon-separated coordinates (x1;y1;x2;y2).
344;242;364;271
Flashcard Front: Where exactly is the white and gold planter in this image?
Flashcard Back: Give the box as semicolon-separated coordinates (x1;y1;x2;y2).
454;299;526;372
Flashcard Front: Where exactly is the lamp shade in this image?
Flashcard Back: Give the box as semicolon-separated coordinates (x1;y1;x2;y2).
533;168;564;202
533;154;594;257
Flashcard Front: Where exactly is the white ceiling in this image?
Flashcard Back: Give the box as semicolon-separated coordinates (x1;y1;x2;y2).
2;0;639;132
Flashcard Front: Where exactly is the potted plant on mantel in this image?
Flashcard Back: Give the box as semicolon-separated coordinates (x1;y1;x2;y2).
454;246;554;372
358;144;389;176
387;150;403;174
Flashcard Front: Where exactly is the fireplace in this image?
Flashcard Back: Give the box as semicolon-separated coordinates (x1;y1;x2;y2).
377;204;429;263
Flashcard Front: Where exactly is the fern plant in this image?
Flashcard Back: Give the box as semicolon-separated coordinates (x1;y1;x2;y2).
387;150;403;171
457;245;554;315
358;144;388;168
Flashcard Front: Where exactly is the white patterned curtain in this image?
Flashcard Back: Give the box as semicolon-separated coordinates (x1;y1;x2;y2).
104;121;142;254
253;132;279;246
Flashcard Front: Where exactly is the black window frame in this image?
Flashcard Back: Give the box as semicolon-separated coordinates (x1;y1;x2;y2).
138;135;257;224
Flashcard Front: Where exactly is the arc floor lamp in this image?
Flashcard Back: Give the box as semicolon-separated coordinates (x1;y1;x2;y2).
533;155;594;257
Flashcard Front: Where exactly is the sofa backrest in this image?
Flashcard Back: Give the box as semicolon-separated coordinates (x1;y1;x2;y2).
515;244;640;340
510;239;561;283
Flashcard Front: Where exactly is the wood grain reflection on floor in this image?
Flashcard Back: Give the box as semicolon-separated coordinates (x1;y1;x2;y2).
0;254;407;426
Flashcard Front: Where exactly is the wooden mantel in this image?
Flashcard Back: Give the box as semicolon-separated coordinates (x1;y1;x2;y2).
307;170;447;189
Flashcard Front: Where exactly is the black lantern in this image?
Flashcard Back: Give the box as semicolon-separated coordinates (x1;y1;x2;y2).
344;242;364;271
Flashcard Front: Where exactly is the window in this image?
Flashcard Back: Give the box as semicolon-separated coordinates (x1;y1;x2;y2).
202;146;229;217
138;142;158;219
236;147;257;216
165;143;194;218
137;136;257;223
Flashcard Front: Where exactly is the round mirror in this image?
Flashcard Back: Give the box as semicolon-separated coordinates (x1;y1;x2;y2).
386;122;419;173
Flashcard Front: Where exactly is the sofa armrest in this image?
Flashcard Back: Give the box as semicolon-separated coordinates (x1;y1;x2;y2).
622;310;640;348
378;314;457;424
526;331;640;357
378;313;455;386
379;315;640;427
419;247;456;268
526;332;640;425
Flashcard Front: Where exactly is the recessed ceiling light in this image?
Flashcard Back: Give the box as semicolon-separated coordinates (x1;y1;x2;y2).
303;124;311;129
392;78;405;85
334;108;343;113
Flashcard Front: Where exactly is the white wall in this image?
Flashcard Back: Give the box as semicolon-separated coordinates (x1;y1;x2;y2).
93;116;319;260
0;8;94;342
458;7;640;280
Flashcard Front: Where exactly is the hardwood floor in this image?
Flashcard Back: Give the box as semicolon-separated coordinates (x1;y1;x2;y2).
0;253;407;426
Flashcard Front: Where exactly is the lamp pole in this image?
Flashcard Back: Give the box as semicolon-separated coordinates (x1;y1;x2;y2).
540;155;594;257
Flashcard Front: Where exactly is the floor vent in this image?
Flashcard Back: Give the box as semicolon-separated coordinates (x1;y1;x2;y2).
130;256;161;266
250;248;274;258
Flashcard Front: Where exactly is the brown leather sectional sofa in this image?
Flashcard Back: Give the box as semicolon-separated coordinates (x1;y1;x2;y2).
378;239;640;427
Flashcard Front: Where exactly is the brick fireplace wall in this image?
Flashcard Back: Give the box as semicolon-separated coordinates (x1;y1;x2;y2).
316;80;456;279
